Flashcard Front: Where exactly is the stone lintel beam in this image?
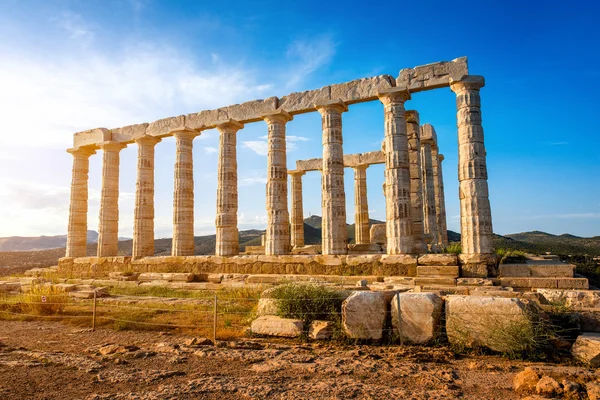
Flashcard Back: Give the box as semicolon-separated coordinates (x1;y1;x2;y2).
73;57;468;147
296;150;385;172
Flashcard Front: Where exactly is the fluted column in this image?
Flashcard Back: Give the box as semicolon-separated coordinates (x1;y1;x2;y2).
97;141;126;257
450;75;493;254
66;147;96;257
172;129;199;256
132;136;161;258
215;120;243;256
353;165;370;245
289;170;305;248
378;88;413;254
405;110;426;253
316;100;348;255
420;124;438;250
263;111;292;255
434;154;449;247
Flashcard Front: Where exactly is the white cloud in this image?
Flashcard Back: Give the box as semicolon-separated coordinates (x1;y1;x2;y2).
286;34;336;87
204;146;218;154
239;176;267;186
242;135;309;156
53;12;94;47
287;135;310;142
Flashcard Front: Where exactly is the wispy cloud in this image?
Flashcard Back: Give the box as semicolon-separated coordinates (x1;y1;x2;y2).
286;34;336;87
525;213;600;220
542;141;569;146
204;146;218;154
242;135;309;156
53;12;94;48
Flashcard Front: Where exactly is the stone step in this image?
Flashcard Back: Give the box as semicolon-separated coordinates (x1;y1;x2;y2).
499;263;575;278
414;277;456;287
417;254;458;266
499;277;588;290
416;265;459;277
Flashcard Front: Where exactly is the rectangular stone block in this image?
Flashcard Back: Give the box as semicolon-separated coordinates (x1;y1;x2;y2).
499;264;530;277
396;57;468;92
111;123;148;143
278;86;330;114
329;75;394;104
417;254;457;266
414;277;456;287
557;278;589;290
530;264;574;278
417;266;459;277
227;97;278;122
146;115;185;137
73;128;110;148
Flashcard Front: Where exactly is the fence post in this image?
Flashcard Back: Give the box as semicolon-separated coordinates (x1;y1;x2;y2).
395;293;403;346
213;293;217;345
92;290;97;331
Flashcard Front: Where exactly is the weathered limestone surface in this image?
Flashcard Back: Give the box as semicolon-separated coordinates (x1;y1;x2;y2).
537;289;600;308
263;111;292;255
391;293;443;343
251;316;303;338
317;100;348;255
450;76;493;255
342;291;386;339
97;142;126;257
147;115;186;138
434;154;449;246
66;147;96;257
215;120;243;256
296;151;384;172
418;254;458;266
132;136;161;258
379;88;413;255
397;57;468;91
309;320;333;340
172;129;199;256
420;124;438;249
289;170;305;248
405;110;425;253
110;123;148;143
73;128;111;148
353;165;370;245
446;295;537;353
572;333;600;366
138;273;194;282
370;224;386;245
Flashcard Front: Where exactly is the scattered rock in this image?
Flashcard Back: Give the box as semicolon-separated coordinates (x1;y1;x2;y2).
391;292;442;344
184;337;213;347
572;333;600;366
342;291;386;340
588;381;600;400
535;376;561;397
514;367;540;394
309;320;333;340
562;379;581;398
251;316;303;338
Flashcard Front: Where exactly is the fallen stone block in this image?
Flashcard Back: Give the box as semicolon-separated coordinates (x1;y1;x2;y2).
108;272;140;281
207;274;223;284
572;333;600;366
536;289;600;308
456;278;493;286
53;283;77;292
138;273;194;282
244;245;265;255
446;295;539;353
514;367;540;394
414;277;456;287
391;292;443;344
309;320;333;340
417;266;459;277
291;245;321;255
530;264;574;278
250;316;303;338
342;291;386;340
557;278;589;290
499;264;530;277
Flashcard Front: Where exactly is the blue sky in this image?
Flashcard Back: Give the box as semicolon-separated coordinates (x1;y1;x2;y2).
0;0;598;239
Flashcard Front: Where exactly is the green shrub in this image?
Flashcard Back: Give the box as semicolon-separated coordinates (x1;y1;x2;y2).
270;283;345;327
444;243;462;255
495;248;527;264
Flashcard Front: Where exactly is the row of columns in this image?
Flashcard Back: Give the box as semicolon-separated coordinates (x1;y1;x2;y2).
65;75;492;258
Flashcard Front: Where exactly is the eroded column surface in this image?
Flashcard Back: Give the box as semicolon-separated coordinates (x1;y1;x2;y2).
172;129;199;256
434;153;449;247
263;111;292;255
97;142;126;257
420;124;438;250
289;170;305;249
66;147;96;258
378;89;413;254
353;165;370;245
450;75;493;254
216;120;243;256
405;110;426;253
316;100;348;255
132;136;161;258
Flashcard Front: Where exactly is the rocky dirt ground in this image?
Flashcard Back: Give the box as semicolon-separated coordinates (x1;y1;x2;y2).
0;320;595;399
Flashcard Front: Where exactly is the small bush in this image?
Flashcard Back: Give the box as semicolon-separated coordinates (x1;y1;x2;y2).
495;248;527;264
270;283;345;327
444;243;462;255
23;284;69;315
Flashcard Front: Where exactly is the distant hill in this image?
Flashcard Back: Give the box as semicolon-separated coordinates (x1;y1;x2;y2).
503;231;600;256
0;231;99;252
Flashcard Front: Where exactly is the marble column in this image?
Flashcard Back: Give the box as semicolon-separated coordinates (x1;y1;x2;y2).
289;170;305;249
420;124;438;250
434;153;449;247
405;110;426;253
450;75;493;254
353;165;370;245
263;111;292;255
316;100;348;255
132;136;161;258
378;88;413;254
66;147;96;258
97;141;126;257
215;120;243;256
172;129;199;257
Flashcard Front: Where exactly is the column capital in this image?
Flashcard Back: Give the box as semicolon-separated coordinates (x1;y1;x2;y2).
261;109;293;124
315;99;348;115
353;164;368;171
216;119;244;133
134;135;162;146
98;141;127;152
450;75;485;93
172;128;200;140
438;154;445;162
288;169;306;177
67;146;97;157
377;87;411;103
420;124;438;146
405;110;420;124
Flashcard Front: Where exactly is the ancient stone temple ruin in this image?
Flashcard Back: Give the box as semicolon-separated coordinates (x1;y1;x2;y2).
59;57;498;279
